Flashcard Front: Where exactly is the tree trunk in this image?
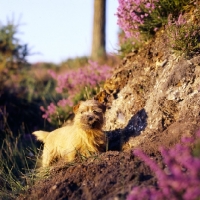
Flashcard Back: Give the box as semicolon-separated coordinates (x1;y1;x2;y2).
91;0;106;61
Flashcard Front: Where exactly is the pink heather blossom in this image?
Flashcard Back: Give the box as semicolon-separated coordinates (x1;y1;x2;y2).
145;3;151;9
197;130;200;137
47;103;57;115
176;13;187;26
154;27;158;32
116;0;158;40
57;99;73;107
40;61;112;121
50;61;111;95
128;132;200;200
40;103;57;122
135;0;141;5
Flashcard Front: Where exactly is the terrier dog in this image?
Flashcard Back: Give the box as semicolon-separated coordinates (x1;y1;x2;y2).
33;100;106;167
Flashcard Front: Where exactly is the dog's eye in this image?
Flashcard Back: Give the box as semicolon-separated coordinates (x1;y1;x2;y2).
93;111;98;114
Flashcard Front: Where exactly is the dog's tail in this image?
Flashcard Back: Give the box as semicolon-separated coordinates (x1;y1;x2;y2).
33;131;49;143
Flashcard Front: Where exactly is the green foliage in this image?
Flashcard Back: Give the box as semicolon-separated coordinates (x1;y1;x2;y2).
0;20;29;72
45;103;73;127
193;137;200;157
0;125;39;199
139;0;191;37
141;0;191;37
19;69;57;102
73;85;100;103
118;37;141;58
166;9;200;58
0;20;30;93
0;21;62;199
60;56;88;69
0;23;61;134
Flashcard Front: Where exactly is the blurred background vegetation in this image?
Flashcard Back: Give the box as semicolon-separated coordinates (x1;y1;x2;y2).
0;21;57;198
0;0;200;199
0;13;117;198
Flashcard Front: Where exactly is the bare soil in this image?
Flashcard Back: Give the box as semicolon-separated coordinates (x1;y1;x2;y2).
19;150;162;200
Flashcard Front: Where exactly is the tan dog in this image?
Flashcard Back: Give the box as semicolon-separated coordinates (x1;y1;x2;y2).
33;100;106;167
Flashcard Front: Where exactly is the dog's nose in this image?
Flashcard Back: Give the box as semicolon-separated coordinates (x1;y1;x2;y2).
88;116;94;121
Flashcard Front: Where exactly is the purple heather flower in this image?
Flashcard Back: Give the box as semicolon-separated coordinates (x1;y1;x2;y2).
129;132;200;200
41;61;112;121
116;0;158;40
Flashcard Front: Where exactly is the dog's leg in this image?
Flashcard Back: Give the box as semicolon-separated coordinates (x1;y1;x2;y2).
42;147;54;167
63;150;76;163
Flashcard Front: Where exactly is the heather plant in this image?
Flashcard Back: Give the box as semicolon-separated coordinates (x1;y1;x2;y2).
116;0;191;47
128;131;200;200
193;136;200;157
40;61;112;126
117;0;159;41
166;10;200;58
117;30;141;57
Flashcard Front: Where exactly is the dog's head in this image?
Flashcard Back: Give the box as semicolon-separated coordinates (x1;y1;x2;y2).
73;100;106;130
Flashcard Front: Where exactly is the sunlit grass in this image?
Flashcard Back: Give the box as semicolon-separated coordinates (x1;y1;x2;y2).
0;110;42;199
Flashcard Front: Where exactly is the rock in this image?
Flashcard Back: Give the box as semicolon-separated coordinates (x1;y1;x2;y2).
99;35;200;153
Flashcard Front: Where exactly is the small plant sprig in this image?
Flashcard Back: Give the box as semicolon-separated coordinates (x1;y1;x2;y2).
40;61;112;126
166;10;200;58
128;131;200;200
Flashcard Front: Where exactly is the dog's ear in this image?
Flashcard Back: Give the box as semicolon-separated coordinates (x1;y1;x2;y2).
99;103;106;113
92;97;106;113
73;101;82;114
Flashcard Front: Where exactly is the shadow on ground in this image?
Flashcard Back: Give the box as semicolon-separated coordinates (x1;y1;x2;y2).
106;108;148;151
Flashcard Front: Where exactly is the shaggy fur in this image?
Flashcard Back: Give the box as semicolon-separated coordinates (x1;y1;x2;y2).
33;100;106;167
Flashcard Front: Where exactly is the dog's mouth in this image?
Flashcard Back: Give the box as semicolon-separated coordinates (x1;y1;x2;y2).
80;123;97;130
84;120;98;129
88;117;102;129
90;121;99;129
81;119;101;129
79;114;103;130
